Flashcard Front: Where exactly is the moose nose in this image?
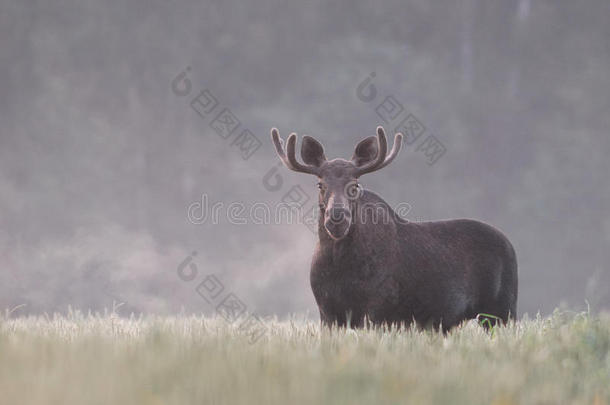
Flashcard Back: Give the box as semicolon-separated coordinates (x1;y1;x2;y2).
324;207;352;239
328;207;351;223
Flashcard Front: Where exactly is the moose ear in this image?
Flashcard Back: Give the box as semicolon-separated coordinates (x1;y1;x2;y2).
301;136;326;167
351;136;378;167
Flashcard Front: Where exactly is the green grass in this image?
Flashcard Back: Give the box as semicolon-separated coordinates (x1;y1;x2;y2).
1;309;609;405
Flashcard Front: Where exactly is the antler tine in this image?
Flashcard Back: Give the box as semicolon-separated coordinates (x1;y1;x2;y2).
286;133;320;175
377;132;403;169
355;126;389;176
270;128;319;175
271;128;290;164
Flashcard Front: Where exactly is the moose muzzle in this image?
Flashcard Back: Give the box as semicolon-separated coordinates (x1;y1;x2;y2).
324;205;352;240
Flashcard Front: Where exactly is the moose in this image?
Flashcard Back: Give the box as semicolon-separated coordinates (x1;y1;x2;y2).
271;126;518;331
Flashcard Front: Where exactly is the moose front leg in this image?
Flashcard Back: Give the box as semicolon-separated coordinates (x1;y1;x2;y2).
318;309;347;328
319;309;333;328
319;308;365;329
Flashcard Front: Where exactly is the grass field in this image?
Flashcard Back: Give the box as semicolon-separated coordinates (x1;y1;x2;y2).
1;309;609;405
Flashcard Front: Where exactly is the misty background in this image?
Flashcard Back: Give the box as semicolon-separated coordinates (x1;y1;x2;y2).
1;0;609;318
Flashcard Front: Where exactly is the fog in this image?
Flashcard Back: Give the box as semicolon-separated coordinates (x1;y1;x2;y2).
1;0;609;318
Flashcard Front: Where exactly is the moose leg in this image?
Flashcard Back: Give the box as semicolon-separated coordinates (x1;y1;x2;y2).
319;309;334;328
319;309;364;328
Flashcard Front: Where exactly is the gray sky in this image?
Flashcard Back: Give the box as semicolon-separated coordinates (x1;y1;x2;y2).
1;0;609;318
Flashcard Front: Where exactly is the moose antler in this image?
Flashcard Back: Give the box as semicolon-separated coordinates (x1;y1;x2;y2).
354;126;403;176
377;131;403;170
271;128;321;175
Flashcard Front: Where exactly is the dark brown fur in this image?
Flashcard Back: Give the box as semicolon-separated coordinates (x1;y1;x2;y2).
271;127;518;331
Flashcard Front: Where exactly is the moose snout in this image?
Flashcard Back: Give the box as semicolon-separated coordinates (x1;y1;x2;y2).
324;206;352;240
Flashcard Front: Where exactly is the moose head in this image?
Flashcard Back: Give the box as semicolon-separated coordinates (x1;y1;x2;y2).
271;127;403;240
